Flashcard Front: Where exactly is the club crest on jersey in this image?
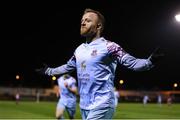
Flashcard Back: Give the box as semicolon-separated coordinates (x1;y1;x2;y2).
91;50;97;57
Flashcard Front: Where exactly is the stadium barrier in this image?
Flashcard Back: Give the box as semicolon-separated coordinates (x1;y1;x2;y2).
0;87;180;103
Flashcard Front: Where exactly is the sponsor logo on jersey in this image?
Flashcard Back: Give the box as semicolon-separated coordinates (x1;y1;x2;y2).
81;60;86;71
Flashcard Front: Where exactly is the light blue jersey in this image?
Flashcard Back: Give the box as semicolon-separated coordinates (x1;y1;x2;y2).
57;75;77;109
46;37;152;110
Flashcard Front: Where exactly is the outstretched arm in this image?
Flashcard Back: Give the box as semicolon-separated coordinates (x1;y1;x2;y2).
121;54;153;71
36;55;76;76
107;42;153;71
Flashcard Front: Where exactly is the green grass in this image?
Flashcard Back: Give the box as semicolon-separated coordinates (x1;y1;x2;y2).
113;103;180;119
0;101;180;119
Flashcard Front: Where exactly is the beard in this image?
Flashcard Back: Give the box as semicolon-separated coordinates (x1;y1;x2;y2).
80;27;96;37
80;27;88;36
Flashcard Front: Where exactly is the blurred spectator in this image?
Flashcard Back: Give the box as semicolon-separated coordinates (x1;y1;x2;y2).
157;94;162;106
114;87;120;107
15;92;20;105
167;96;172;106
143;95;149;106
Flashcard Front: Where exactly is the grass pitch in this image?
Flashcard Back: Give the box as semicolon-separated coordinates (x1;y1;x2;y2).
0;101;180;119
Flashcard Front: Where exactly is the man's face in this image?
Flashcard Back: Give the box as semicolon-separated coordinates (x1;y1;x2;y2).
80;12;99;37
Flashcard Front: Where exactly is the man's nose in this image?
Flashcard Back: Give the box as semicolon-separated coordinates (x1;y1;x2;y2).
81;21;86;26
81;23;85;26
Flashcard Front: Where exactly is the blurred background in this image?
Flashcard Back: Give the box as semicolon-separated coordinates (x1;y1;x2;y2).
0;0;180;103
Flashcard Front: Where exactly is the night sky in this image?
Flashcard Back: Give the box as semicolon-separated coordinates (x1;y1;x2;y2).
1;1;180;90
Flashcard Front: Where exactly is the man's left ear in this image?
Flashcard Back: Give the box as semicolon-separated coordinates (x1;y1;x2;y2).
97;23;101;29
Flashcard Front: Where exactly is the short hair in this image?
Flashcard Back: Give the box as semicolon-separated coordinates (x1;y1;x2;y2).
84;8;105;35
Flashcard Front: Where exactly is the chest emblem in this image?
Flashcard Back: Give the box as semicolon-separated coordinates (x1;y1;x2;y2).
91;50;97;57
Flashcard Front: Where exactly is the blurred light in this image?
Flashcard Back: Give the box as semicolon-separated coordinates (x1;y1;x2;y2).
52;76;56;81
173;83;178;88
119;80;124;84
175;14;180;22
16;75;20;80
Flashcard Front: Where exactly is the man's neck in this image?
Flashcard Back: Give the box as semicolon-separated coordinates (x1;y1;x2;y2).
86;35;100;43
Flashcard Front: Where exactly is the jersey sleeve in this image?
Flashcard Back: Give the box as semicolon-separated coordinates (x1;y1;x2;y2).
107;41;153;71
107;41;127;63
121;54;153;71
45;55;76;76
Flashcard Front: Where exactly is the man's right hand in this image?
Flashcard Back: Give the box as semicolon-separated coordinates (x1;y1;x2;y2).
35;63;48;75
